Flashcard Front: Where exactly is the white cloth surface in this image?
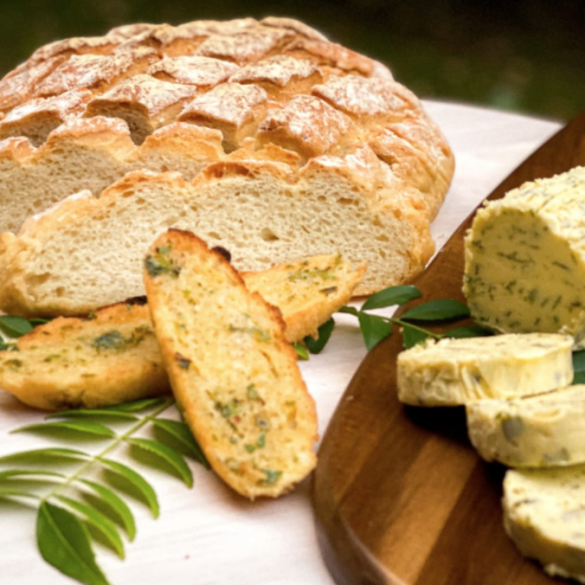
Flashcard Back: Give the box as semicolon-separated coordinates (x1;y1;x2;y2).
0;101;561;585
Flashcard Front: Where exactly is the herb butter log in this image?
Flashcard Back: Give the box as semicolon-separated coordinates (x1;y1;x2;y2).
463;166;585;347
143;229;318;498
467;385;585;468
503;466;585;583
396;333;573;407
0;253;364;410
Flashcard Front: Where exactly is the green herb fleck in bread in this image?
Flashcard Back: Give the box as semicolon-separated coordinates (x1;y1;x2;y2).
143;228;318;498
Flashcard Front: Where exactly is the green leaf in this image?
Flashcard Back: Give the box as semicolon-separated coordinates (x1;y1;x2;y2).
402;325;433;349
0;485;40;499
304;317;335;354
28;317;51;327
127;438;193;488
151;418;210;469
0;315;34;338
401;299;470;322
56;495;125;558
358;313;393;351
80;480;136;540
573;350;585;373
12;420;116;438
100;458;159;518
338;305;360;317
46;409;138;421
0;447;90;465
361;285;422;311
0;339;10;351
443;324;493;339
0;469;65;482
107;398;167;413
37;501;110;585
292;342;309;360
573;351;585;384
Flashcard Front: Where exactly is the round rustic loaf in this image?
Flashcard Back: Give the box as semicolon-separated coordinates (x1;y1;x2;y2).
0;17;454;314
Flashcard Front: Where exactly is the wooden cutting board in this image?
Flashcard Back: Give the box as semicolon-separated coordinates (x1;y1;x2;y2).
312;108;585;585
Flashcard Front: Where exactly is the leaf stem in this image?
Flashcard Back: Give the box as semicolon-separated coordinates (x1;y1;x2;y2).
40;398;176;504
339;306;442;339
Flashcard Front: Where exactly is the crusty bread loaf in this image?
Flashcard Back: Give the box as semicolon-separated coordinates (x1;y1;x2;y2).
0;252;362;410
0;17;454;303
0;162;413;315
143;229;317;498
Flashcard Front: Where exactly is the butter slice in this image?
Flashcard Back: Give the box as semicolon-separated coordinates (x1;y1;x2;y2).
463;166;585;348
396;333;573;406
467;385;585;467
503;466;585;584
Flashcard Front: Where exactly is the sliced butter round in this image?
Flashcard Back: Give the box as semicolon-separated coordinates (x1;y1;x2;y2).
467;385;585;467
463;166;585;348
503;466;585;584
396;333;573;406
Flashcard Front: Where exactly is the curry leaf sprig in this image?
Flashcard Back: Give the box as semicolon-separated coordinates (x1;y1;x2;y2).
297;284;491;358
0;397;208;585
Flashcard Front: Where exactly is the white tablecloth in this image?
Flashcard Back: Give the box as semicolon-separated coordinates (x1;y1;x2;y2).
0;101;561;585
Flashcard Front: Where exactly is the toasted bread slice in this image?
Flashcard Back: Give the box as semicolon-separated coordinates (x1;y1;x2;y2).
0;251;362;412
0;299;167;410
143;229;318;498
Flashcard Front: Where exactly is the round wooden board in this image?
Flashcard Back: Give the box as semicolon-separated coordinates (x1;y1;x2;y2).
313;109;585;585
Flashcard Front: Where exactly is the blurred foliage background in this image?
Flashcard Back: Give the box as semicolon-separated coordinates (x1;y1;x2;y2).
1;0;583;121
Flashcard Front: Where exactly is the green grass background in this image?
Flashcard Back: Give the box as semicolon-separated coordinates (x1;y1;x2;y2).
1;0;583;121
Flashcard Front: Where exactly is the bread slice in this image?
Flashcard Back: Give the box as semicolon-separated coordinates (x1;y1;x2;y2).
467;385;585;467
396;333;574;406
0;299;167;411
0;156;422;315
0;252;361;410
242;253;366;341
0;116;223;234
503;466;585;583
143;229;318;498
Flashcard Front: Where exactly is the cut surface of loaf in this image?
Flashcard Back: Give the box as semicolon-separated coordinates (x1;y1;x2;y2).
143;229;318;498
0;252;364;410
463;166;585;348
0;165;410;315
0;16;454;289
0;299;168;410
396;333;574;406
503;466;585;583
467;385;585;468
0;117;223;234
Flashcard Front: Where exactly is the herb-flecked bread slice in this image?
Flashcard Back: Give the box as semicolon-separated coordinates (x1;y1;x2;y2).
0;299;168;410
242;253;366;341
0;252;364;411
143;229;318;498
